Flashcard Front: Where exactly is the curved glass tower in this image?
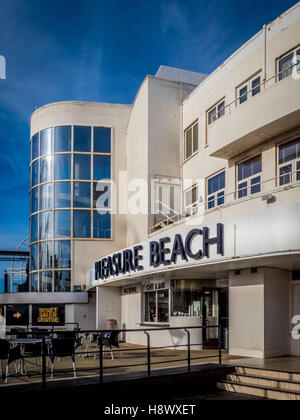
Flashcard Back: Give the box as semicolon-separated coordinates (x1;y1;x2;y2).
29;125;112;293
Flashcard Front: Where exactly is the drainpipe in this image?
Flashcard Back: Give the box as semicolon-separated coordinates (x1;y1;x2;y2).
262;24;267;88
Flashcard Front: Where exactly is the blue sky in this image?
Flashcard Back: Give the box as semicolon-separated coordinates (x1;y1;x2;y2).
0;0;297;263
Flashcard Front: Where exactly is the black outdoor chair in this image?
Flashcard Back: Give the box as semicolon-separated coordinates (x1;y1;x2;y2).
0;339;23;382
98;331;123;360
49;338;76;379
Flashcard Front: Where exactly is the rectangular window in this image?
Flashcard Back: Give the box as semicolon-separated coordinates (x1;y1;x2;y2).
171;280;202;317
74;126;91;152
207;171;225;209
237;155;262;198
207;99;225;126
73;182;91;208
237;73;261;105
94;127;111;153
185;185;198;217
73;210;91;238
278;47;300;81
93;211;111;239
184;121;198;161
144;289;169;323
278;137;300;185
94;155;111;180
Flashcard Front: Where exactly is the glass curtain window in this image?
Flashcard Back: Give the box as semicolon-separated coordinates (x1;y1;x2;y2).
94;127;111;153
39;241;53;269
39;272;53;292
93;182;110;209
74;154;91;180
55;154;71;180
39;211;53;240
40;183;53;210
40;128;53;156
54;182;71;208
55;126;71;153
74;126;91;152
94;155;111;180
31;273;39;292
54;271;71;292
40;156;53;183
73;182;91;208
30;243;38;271
32;133;39;160
54;210;71;238
73;210;91;238
31;214;38;242
54;241;71;268
31;187;39;213
93;212;111;239
31;160;39;187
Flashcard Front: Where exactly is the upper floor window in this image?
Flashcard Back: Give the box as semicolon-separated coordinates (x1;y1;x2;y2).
184;122;198;161
278;137;300;185
278;47;300;81
237;73;261;105
185;185;198;217
207;99;225;126
237;155;262;199
207;171;225;209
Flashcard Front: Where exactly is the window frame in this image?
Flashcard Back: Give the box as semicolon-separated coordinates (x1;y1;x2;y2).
236;154;262;199
206;170;226;210
184;120;198;162
277;46;300;82
144;288;169;324
184;184;198;217
236;72;262;106
207;98;226;127
277;137;300;186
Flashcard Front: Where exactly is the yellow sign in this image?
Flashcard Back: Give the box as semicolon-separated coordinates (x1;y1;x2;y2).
37;307;60;324
13;312;22;319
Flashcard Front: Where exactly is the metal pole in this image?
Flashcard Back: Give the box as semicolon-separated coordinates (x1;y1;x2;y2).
42;336;46;391
144;332;151;377
184;329;191;373
99;334;103;384
218;326;222;366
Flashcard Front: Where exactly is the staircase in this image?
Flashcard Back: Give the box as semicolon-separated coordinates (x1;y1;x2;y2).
218;366;300;400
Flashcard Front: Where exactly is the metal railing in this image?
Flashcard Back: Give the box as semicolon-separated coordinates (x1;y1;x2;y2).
1;325;224;391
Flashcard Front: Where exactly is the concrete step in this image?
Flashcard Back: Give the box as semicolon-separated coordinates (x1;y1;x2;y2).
234;366;300;382
227;373;300;393
217;380;300;400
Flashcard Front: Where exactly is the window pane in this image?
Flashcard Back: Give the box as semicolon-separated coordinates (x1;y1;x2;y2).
55;126;71;153
55;182;71;208
208;108;216;125
297;161;300;181
31;187;39;213
252;76;261;96
54;210;71;238
145;292;156;322
185;128;192;159
238;156;261;181
39;241;53;269
238;182;248;198
251;176;261;194
74;182;91;208
54;271;71;292
94;155;111;180
31;160;39;187
31;243;38;271
40;128;53;156
40;183;53;211
32;133;39;160
208;196;215;209
93;211;111;239
279;139;298;164
217;101;225;117
31;273;39;292
74;126;91;152
54;241;71;269
193;124;198;153
40;156;53;183
40;272;53;293
74;154;91;180
252;155;262;175
208;172;225;195
239;86;248;104
39;211;53;240
93;182;110;209
31;214;38;242
217;191;225;205
55;154;71;180
280;165;292;186
297;49;300;72
279;52;293;81
157;290;169;322
73;210;91;238
171;280;202;317
94;127;111;153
